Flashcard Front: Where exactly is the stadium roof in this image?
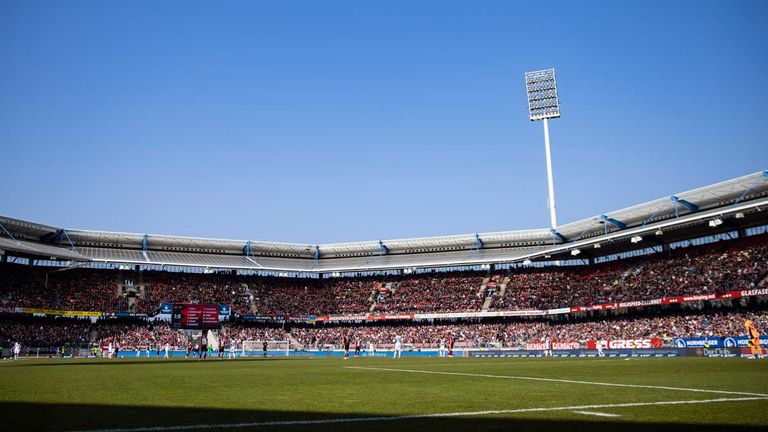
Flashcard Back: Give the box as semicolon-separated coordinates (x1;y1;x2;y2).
1;170;767;273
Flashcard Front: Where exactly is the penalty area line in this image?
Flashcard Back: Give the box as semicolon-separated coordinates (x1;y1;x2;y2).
344;366;768;397
69;397;768;432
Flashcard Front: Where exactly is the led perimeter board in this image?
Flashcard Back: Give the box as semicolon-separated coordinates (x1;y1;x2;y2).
171;303;220;329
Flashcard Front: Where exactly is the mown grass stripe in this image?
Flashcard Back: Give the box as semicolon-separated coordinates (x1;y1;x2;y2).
69;397;768;432
345;366;768;397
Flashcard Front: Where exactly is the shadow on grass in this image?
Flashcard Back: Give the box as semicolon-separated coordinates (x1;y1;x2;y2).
0;401;763;432
7;358;300;367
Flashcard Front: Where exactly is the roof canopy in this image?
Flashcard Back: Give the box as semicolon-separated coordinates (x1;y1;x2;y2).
2;171;767;273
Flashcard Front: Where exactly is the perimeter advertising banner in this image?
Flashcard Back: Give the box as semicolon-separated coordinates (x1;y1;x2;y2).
586;338;664;349
21;307;102;317
469;348;683;358
673;336;768;348
171;304;220;329
525;341;580;350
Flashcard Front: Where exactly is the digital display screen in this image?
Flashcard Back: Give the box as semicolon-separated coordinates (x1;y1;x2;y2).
171;304;220;329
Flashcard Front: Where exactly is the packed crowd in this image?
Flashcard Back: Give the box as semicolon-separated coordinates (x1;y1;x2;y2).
2;308;765;350
251;278;374;316
1;237;766;316
494;239;768;311
95;322;287;351
95;320;188;349
373;275;484;313
140;272;253;315
0;268;124;312
289;310;768;349
0;316;91;347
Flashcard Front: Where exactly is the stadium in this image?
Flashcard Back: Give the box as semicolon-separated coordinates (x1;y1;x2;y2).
2;2;768;432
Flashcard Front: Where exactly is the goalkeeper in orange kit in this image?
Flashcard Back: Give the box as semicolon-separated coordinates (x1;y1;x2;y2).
744;320;764;359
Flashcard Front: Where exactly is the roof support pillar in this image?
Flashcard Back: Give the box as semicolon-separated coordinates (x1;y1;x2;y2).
475;233;484;250
550;229;566;243
671;196;699;215
730;170;768;209
600;214;627;230
53;229;79;253
0;222;21;245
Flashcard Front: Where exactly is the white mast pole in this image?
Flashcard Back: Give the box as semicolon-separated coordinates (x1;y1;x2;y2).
542;117;558;229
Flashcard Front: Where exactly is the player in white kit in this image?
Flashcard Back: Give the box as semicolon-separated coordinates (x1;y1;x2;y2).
367;341;375;357
13;342;21;360
164;343;170;358
229;340;237;359
438;338;446;357
393;335;402;359
544;336;553;357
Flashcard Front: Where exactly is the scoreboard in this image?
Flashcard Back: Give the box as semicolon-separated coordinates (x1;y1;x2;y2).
171;304;220;329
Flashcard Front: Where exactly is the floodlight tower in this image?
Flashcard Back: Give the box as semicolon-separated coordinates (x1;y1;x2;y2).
525;68;561;229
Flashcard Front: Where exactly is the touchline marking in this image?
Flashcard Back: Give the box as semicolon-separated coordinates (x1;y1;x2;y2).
69;397;768;432
344;366;768;397
572;411;621;417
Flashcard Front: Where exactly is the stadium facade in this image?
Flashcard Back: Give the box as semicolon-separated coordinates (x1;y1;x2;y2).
1;170;767;275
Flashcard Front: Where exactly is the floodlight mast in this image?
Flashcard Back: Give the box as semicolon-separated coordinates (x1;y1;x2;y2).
525;68;561;229
542;117;556;228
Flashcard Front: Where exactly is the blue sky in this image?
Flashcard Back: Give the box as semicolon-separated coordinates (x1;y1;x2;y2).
1;0;766;244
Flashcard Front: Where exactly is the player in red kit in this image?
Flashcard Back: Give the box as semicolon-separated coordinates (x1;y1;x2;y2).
343;337;350;359
448;335;455;357
354;338;361;357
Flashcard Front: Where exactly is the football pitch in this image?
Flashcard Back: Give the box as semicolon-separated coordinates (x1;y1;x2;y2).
1;356;766;431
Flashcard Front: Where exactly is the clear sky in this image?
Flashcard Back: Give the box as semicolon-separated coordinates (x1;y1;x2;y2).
1;0;766;244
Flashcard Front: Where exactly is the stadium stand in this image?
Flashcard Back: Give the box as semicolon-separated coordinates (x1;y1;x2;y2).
493;236;768;310
1;173;767;357
2;236;766;316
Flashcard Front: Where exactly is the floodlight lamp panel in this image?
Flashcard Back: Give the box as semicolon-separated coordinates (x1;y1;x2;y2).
525;68;561;121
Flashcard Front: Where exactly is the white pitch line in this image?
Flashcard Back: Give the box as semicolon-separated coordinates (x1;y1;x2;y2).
572;411;621;417
69;397;768;432
344;366;768;397
390;358;624;367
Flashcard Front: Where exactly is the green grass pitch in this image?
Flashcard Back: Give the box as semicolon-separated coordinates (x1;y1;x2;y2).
1;356;766;431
